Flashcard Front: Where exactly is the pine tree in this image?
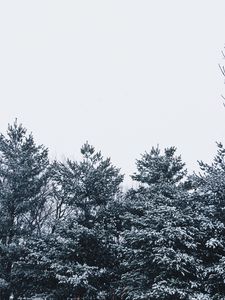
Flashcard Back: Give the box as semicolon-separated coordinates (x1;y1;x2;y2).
189;142;225;299
17;142;124;299
117;146;204;299
0;120;50;299
50;142;123;227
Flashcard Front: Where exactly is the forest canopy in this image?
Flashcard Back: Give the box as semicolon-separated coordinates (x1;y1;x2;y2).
0;120;225;299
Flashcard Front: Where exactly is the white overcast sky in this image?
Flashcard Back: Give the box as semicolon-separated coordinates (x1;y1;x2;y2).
0;1;225;184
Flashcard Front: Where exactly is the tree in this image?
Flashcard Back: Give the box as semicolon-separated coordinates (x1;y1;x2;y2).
189;142;225;299
0;120;50;299
17;142;124;299
117;146;205;299
132;146;186;186
50;142;123;227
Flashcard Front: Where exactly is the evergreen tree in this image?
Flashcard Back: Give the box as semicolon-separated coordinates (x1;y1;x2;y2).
189;142;225;299
2;121;225;299
50;142;123;227
117;147;204;299
17;142;124;299
0;120;50;299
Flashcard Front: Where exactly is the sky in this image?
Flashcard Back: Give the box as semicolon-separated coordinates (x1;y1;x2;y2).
0;1;225;185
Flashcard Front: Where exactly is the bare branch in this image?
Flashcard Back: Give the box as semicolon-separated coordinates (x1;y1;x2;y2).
222;50;225;59
219;64;225;77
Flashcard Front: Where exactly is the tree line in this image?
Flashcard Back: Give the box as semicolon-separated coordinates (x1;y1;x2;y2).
0;120;225;300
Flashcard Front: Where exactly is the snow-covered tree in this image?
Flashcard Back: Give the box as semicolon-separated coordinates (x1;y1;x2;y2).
189;142;225;299
50;142;123;227
0;120;50;299
117;146;203;299
16;142;124;299
2;121;225;299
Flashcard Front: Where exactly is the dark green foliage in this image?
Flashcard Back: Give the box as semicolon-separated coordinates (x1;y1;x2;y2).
50;142;123;228
117;147;203;299
0;120;50;299
189;143;225;299
18;142;124;299
1;122;225;299
132;146;186;186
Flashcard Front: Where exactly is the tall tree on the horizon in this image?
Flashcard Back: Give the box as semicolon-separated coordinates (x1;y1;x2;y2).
15;142;124;299
189;142;225;299
117;146;206;299
0;120;50;300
